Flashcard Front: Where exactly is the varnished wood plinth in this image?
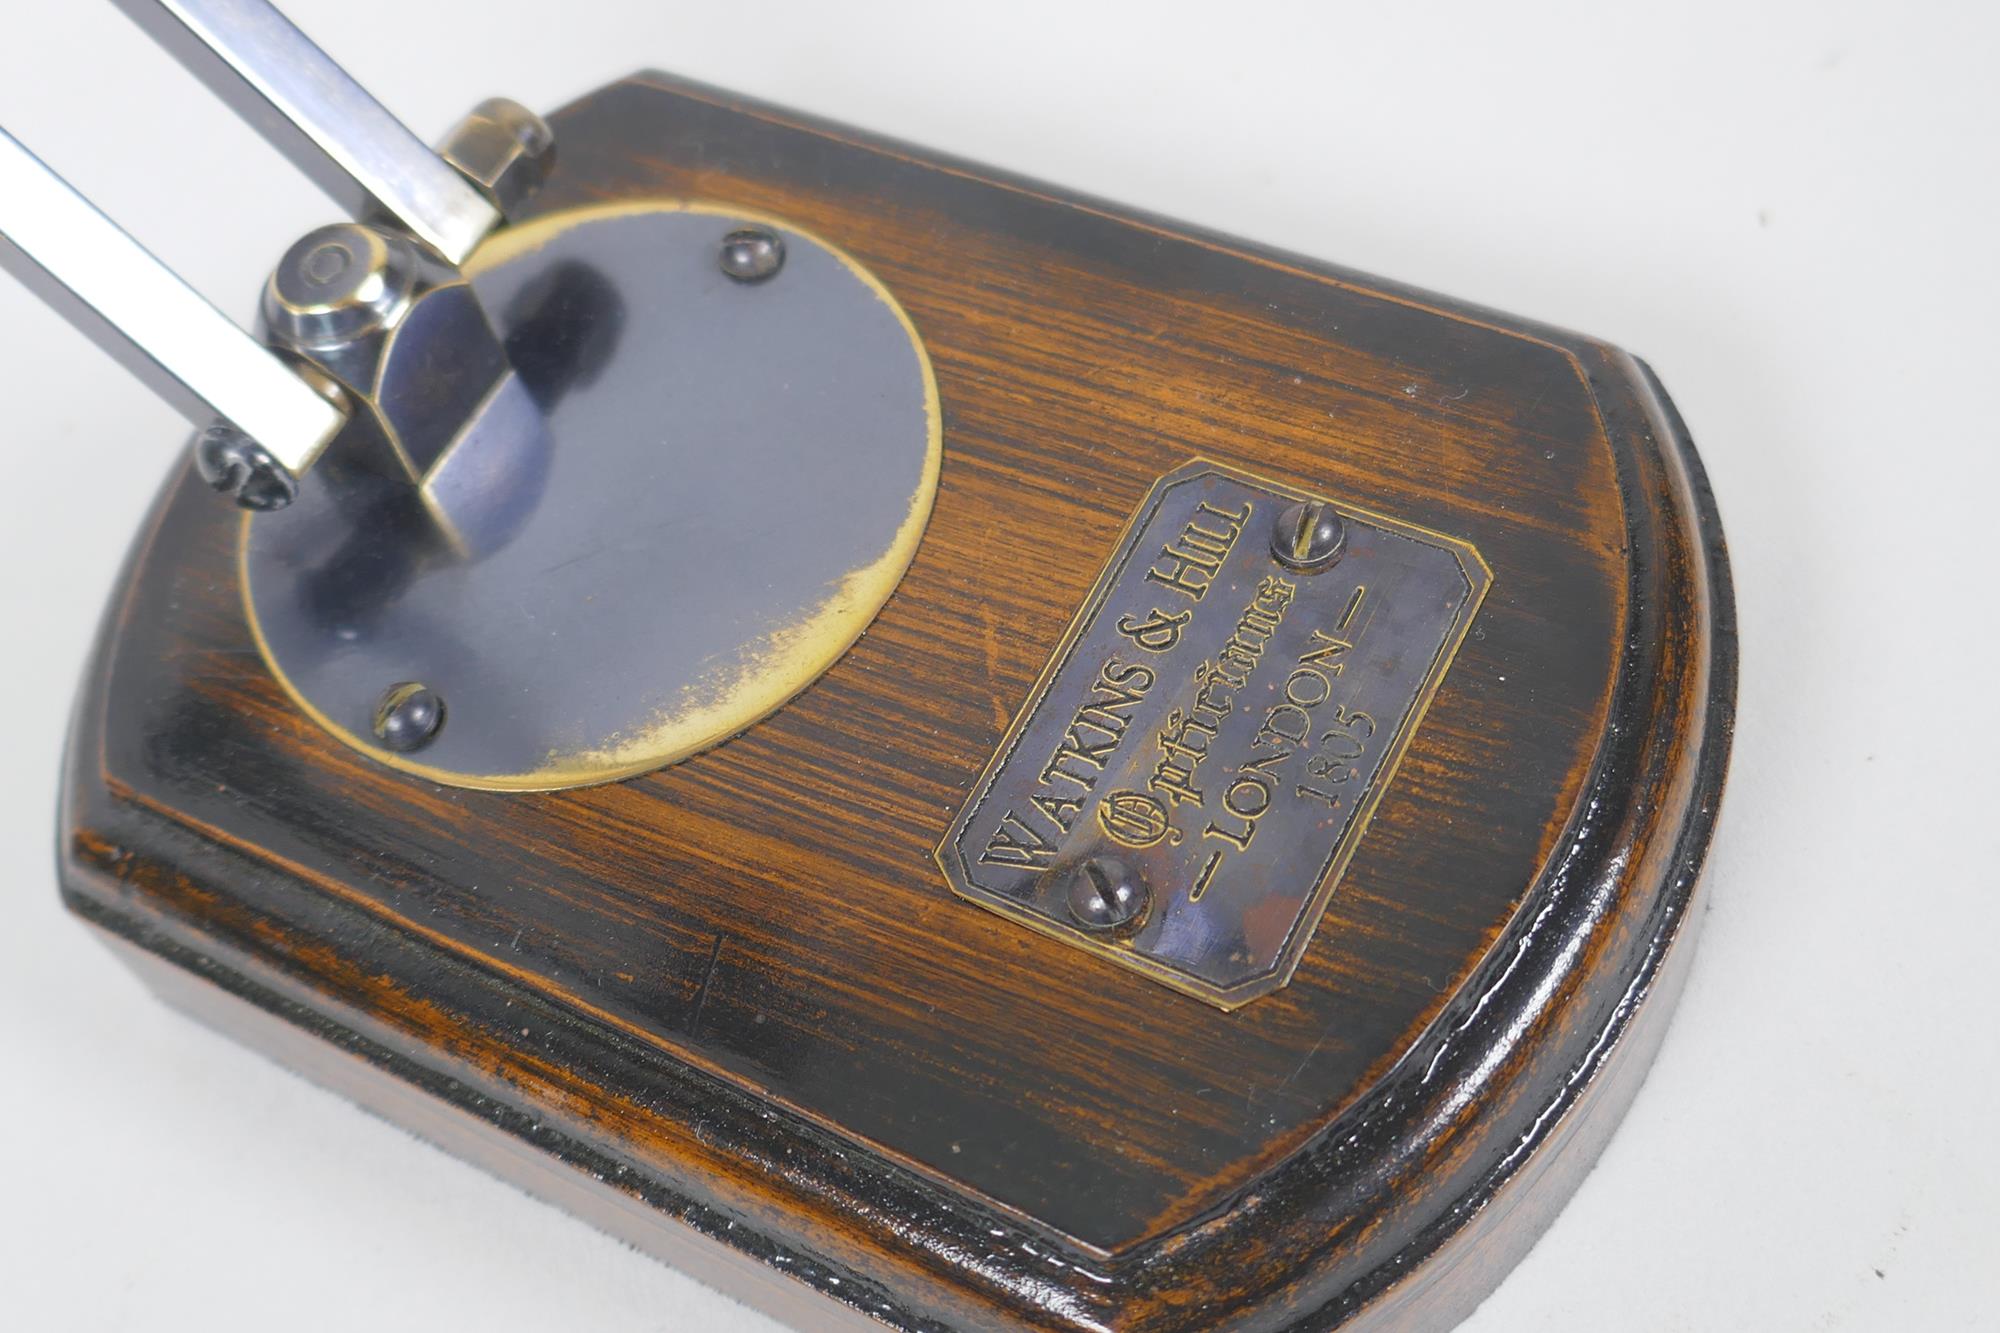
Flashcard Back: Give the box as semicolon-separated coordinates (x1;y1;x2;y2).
59;73;1735;1330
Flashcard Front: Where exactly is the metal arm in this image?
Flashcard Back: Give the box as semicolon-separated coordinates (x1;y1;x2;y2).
111;0;502;264
0;127;347;479
0;2;546;510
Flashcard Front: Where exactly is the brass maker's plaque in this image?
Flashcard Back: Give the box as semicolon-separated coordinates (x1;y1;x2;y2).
938;461;1491;1008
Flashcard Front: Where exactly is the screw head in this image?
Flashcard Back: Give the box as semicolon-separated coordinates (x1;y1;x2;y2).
719;228;785;282
372;682;445;753
1271;500;1347;572
194;425;298;512
1064;856;1149;933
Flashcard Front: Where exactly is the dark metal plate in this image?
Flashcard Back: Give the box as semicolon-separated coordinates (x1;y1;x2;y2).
938;461;1490;1008
243;202;939;789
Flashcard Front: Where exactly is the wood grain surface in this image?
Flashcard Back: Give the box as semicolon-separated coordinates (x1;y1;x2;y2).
58;72;1735;1330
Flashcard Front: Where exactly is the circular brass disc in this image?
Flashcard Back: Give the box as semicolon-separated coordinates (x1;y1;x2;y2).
243;202;941;790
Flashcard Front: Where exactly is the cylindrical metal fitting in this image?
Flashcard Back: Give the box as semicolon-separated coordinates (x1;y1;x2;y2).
262;222;421;349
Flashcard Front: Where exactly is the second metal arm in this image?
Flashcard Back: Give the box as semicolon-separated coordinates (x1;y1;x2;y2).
113;0;503;265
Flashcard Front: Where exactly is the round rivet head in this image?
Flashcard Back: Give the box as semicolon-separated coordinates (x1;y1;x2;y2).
1271;499;1347;572
263;222;421;349
372;682;445;753
1064;856;1149;933
719;227;785;282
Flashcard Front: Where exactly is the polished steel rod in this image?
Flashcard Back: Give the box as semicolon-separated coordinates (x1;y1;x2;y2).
112;0;500;264
0;127;347;474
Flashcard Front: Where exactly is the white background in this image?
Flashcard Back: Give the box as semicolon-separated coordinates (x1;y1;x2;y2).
1;1;1994;1329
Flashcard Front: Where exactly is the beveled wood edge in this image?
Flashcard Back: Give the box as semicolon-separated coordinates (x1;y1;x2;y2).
1267;350;1738;1330
59;796;1018;1330
80;925;895;1333
54;76;1738;1333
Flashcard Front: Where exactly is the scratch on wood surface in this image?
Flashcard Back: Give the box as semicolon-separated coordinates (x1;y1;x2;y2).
981;603;1008;731
689;933;724;1037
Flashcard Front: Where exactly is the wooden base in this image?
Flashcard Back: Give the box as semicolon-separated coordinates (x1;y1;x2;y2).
59;72;1735;1330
